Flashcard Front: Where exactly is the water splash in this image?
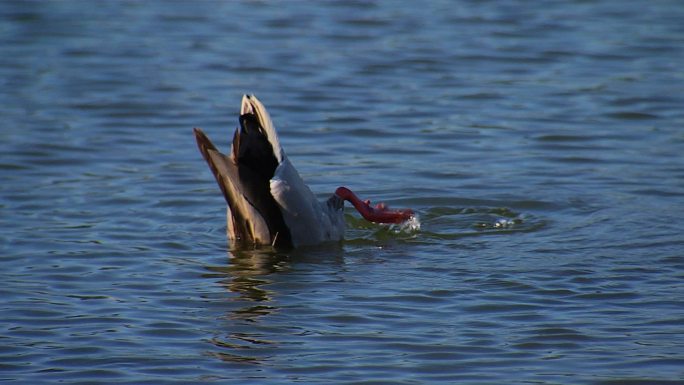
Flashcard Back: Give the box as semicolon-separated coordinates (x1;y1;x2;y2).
474;216;523;230
391;214;421;233
493;218;519;229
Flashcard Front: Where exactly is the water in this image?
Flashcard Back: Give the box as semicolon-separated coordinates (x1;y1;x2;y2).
2;1;683;384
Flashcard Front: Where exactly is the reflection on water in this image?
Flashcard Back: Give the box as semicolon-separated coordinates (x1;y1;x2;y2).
213;250;285;304
203;249;284;363
203;247;346;365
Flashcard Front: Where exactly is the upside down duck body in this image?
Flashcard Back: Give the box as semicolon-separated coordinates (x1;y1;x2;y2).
193;95;413;249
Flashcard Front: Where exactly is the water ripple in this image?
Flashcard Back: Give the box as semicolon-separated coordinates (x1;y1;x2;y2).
2;1;684;384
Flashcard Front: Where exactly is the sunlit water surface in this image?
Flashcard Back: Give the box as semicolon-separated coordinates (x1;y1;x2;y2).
2;1;683;384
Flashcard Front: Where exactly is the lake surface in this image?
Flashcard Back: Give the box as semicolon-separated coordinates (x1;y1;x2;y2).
2;1;683;384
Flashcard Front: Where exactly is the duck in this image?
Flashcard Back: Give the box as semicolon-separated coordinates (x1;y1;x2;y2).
194;94;413;249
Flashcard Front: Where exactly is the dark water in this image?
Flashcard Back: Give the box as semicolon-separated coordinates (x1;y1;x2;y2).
2;1;684;384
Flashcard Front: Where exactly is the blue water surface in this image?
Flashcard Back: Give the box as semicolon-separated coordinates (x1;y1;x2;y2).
1;1;683;384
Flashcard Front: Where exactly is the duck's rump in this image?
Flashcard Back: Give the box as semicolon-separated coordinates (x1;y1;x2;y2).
194;125;292;248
